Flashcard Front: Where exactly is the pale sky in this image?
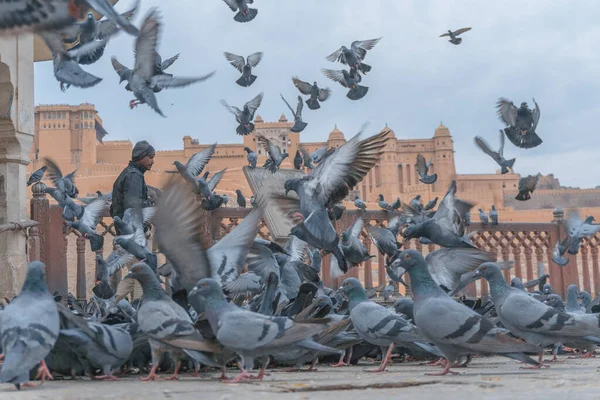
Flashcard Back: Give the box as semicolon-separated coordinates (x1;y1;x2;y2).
34;0;600;188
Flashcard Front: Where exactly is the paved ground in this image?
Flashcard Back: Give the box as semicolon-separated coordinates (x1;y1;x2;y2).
2;355;600;400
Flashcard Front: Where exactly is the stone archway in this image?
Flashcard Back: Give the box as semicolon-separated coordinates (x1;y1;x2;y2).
0;61;13;120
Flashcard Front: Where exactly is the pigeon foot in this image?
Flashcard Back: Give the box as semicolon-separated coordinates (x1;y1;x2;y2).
35;360;54;383
425;361;459;376
224;370;250;383
140;365;159;381
94;375;119;381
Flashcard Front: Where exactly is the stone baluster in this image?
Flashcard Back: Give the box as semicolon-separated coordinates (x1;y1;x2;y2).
581;246;590;293
524;243;534;283
28;226;40;261
501;246;511;282
512;242;522;281
29;182;49;263
592;247;599;293
76;235;86;301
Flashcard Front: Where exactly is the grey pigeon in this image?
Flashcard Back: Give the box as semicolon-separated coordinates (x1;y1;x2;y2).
377;194;392;211
44;157;78;198
393;297;415;323
27;166;47;186
522;263;550;292
424;197;438;211
221;194;230;206
366;216;403;259
281;94;308;133
565;285;586;314
471;262;600;367
244;146;258;168
396;250;542;375
403;181;476;249
489;205;498;225
439;27;471;45
221;0;258;23
511;277;526;291
0;262;59;389
416;154;437;184
61;1;140;65
516;174;540;201
552;237;569;266
339;217;374;269
292;77;330;110
155;178;262;293
354;195;366;212
497;97;543;149
299;146;315;169
464;211;471;226
236;189;246;208
0;0;139;35
173;144;216;199
57;321;135;380
250;195;256;207
310;146;328;164
474;132;516;174
276;129;389;277
390;197;402;211
124;263;223;380
565;211;600;255
258;135;289;173
221;92;264;135
383;281;394;301
341;277;441;372
578;291;592;310
326;38;382;75
112;9;215;117
478;208;488;225
410;195;423;213
113;234;157;272
224;51;263;87
66;196;108;252
321;68;368;100
542;283;553;295
293;150;303;169
190;278;340;382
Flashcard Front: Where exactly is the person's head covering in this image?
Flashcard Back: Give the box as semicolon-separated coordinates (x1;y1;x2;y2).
132;141;155;161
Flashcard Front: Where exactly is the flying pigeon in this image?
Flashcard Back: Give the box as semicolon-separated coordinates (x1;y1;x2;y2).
258;135;289;173
366;216;404;259
474;132;516;174
61;1;140;65
27;166;47;186
220;92;264;135
339;217;374;268
326;38;382;75
396;251;542;375
497;97;542;149
439;27;472;45
173;144;216;199
292;77;330;110
0;0;140;36
565;211;600;255
66;196;108;252
416;154;437;184
281;94;308;133
0;262;59;389
354;195;366;212
221;0;258;23
224;51;263;87
44;157;79;199
111;9;215;117
243;146;257;168
552;237;569;266
321;68;368;100
515;174;540;201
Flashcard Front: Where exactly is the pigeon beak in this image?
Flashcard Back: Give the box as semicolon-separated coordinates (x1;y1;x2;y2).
123;272;133;280
94;280;102;286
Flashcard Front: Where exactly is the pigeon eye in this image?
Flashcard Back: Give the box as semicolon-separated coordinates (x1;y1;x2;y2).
404;254;411;260
201;282;207;287
482;267;487;271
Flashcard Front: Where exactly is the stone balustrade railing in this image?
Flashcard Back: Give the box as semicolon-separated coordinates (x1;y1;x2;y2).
27;181;599;299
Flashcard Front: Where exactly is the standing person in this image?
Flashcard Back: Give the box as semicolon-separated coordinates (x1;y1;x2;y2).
111;141;156;303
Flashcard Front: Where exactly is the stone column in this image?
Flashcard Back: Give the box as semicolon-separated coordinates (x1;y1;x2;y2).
0;34;35;297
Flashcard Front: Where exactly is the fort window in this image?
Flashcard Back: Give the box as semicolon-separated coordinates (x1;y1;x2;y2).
443;155;446;158
43;124;46;128
75;124;79;129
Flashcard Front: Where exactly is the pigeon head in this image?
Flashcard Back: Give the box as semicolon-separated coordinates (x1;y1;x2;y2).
21;261;49;293
542;283;553;295
510;277;524;290
282;153;289;160
578;290;591;306
243;146;252;153
284;179;301;195
402;224;421;240
341;277;367;300
235;189;242;195
492;205;496;210
394;249;424;272
354;195;359;200
113;236;125;247
378;194;384;201
584;216;595;224
124;263;156;282
543;294;564;309
393;297;414;316
479;208;484;213
86;12;95;22
520;102;528;109
415;195;421;200
190;278;226;302
173;160;184;170
316;295;334;310
471;262;504;282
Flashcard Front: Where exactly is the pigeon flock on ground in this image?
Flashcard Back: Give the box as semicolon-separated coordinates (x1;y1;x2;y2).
2;0;600;392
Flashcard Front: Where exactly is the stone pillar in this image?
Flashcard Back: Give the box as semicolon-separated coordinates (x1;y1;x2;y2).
0;34;35;297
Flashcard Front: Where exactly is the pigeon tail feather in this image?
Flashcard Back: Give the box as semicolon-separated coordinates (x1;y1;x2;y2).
233;8;258;23
346;85;369;101
305;98;321;110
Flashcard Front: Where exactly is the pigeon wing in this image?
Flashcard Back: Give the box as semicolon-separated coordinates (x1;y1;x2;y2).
80;197;108;228
317;87;331;102
280;94;297;117
453;27;472;36
223;52;245;72
207;168;227;192
496;98;518;127
531;98;541;131
325;47;346;63
133;8;161;81
161;53;180;70
474;136;502;164
416;154;428;177
321;68;348;88
220;99;242;118
292;76;313;95
150;71;215;89
351;37;382;60
222;0;239;11
246;51;263;68
245;92;264;114
257;135;283;159
185;143;217;177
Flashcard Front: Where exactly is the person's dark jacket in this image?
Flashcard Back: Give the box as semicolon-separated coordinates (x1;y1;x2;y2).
111;161;153;223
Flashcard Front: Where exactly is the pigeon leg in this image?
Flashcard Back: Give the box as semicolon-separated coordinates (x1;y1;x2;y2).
140;365;159;381
345;347;354;364
520;353;550;369
307;358;319;371
94;374;119;381
365;343;394;372
331;352;349;367
421;357;445;366
224;369;250;384
425;359;460;376
130;99;140;109
34;360;54;384
164;361;181;380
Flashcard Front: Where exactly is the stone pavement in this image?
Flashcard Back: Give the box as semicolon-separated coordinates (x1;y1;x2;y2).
2;355;600;400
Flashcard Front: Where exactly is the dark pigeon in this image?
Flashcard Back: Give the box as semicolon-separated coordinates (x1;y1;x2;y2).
424;197;438;211
416;154;437;184
27;166;47;186
281;94;308;133
224;51;263;87
220;92;264;135
439;27;471;45
244;146;258;168
378;194;392;211
221;0;258;23
326;38;382;75
258;135;289;173
321;68;368;100
293;150;303;169
515;174;540;201
236;189;246;208
489;205;498;225
292;77;330;110
497;98;542;149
